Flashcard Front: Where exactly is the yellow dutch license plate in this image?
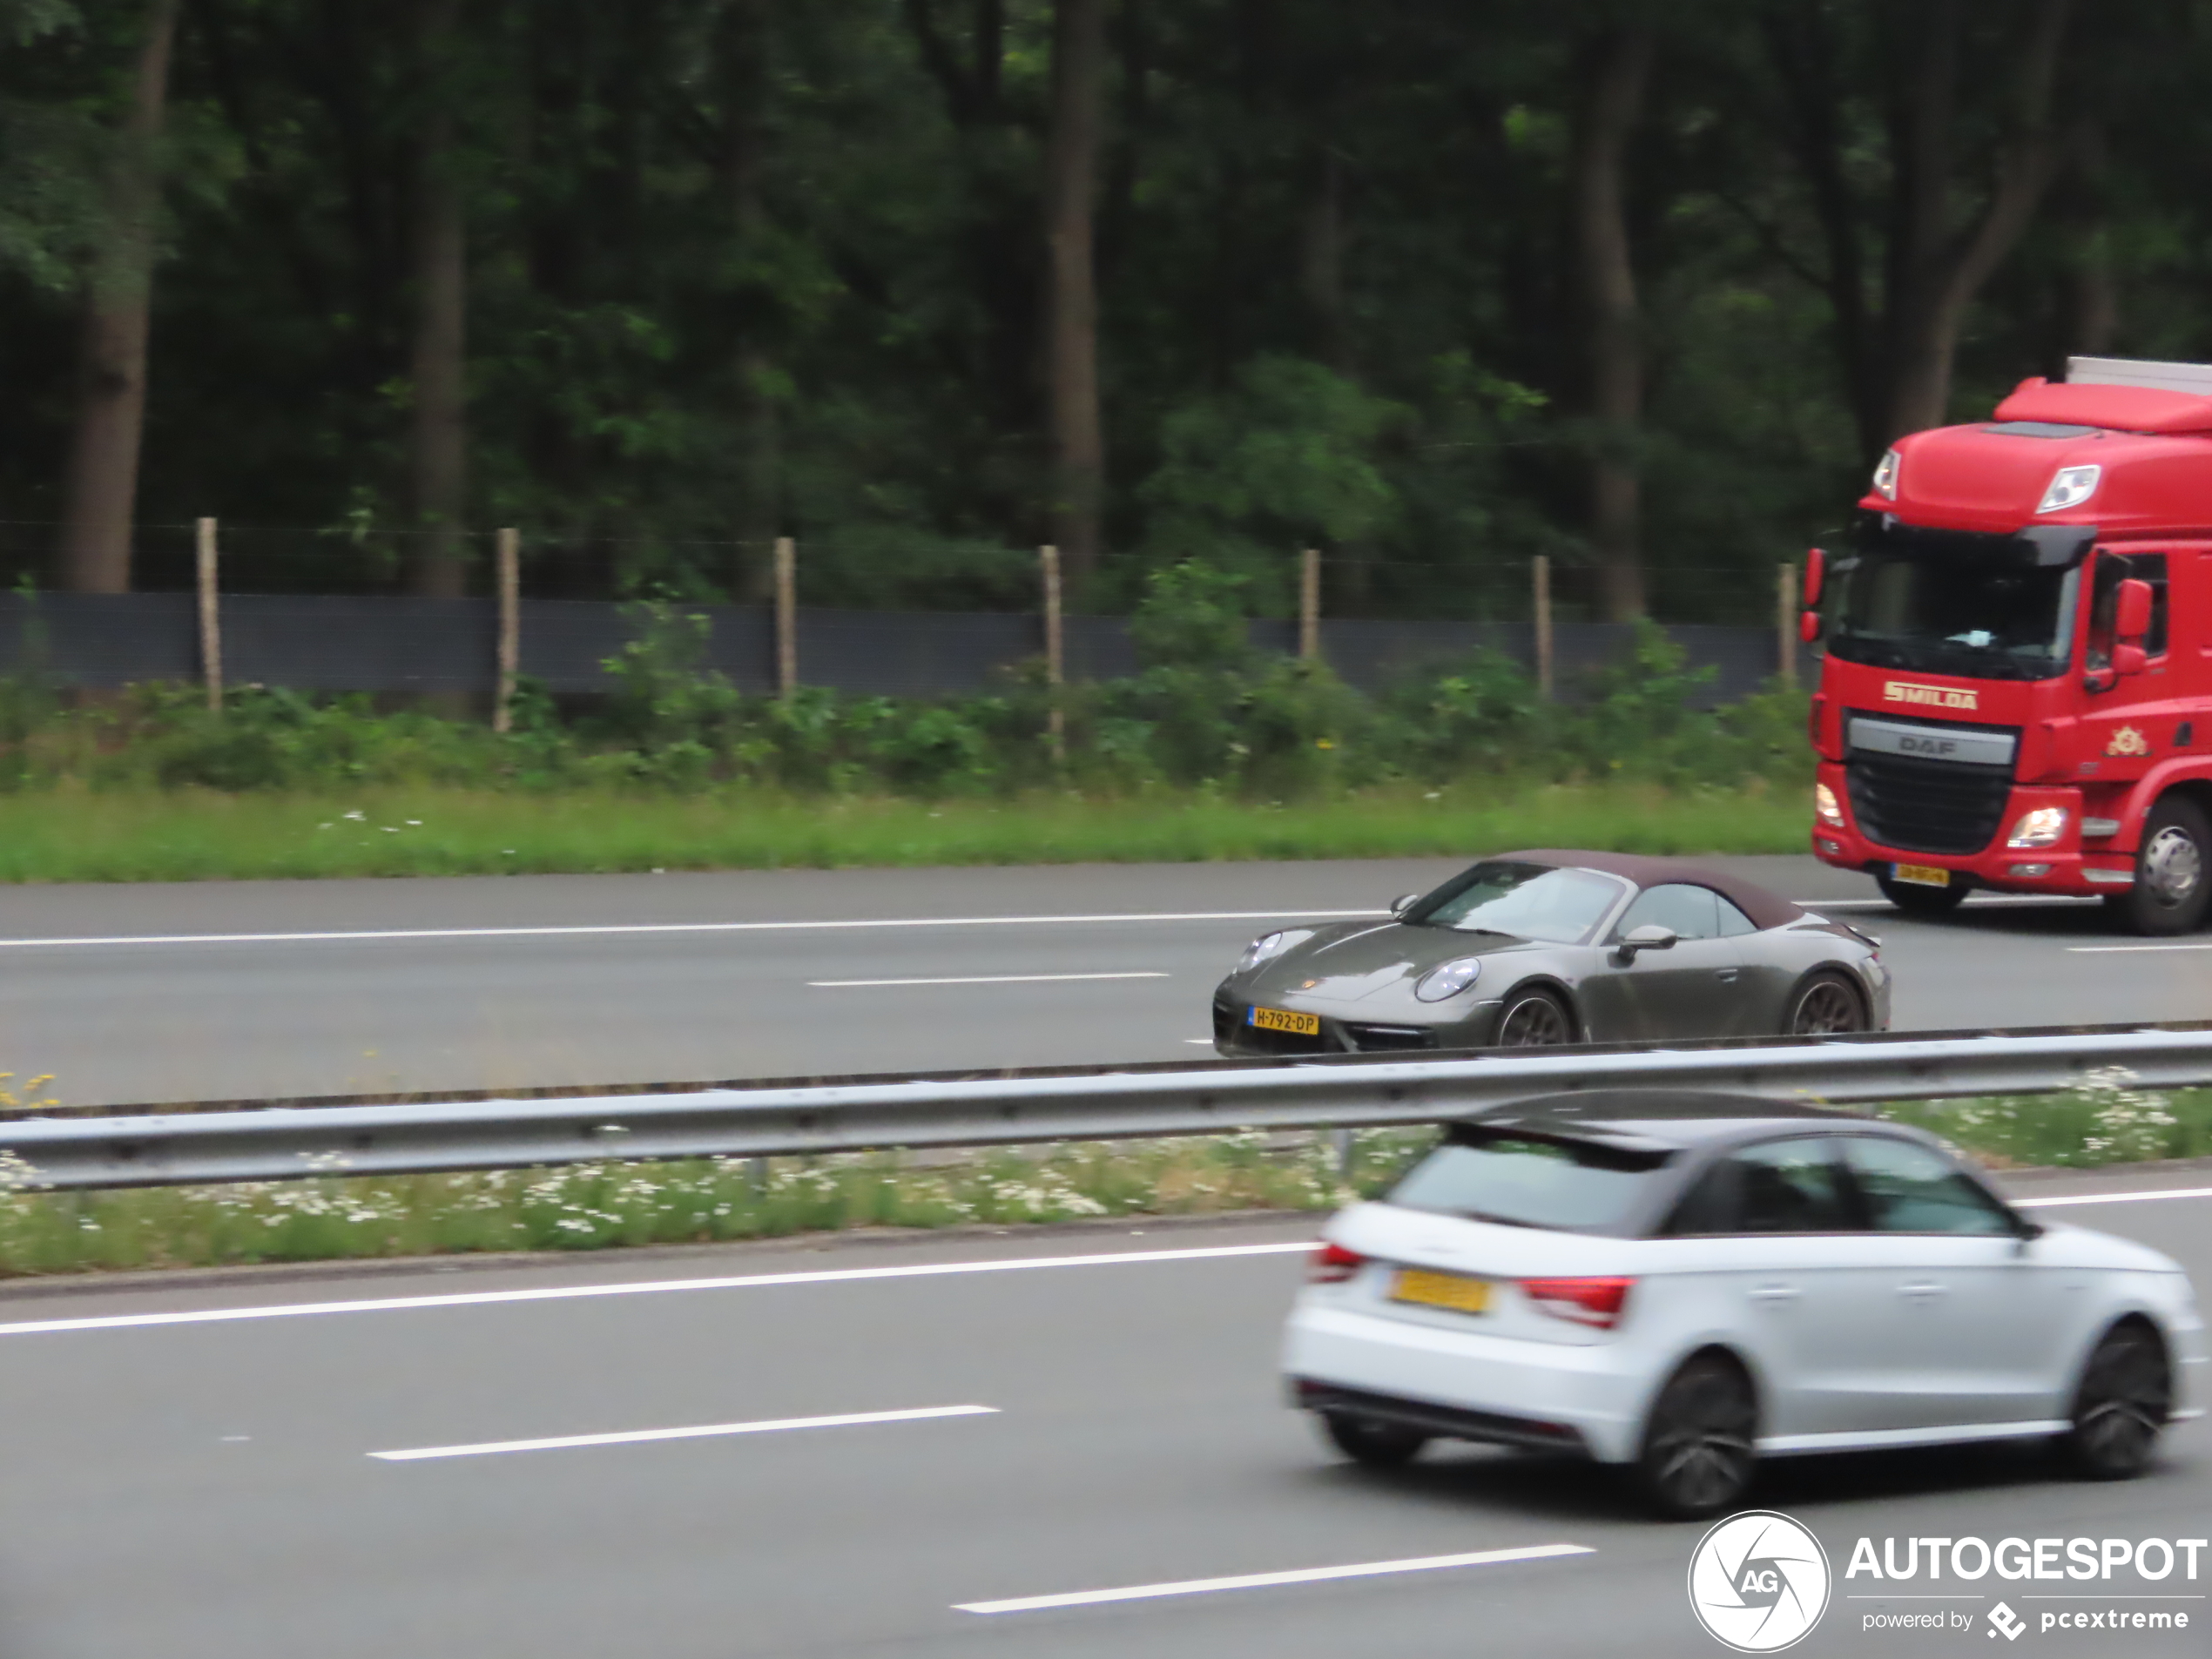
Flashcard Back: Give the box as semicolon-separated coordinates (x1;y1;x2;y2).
1893;863;1952;887
1248;1006;1320;1036
1390;1268;1492;1315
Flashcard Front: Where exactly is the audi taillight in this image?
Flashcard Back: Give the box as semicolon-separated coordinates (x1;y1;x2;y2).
1521;1276;1635;1328
1309;1242;1366;1284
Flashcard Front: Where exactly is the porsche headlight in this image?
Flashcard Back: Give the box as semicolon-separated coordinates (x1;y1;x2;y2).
1414;957;1484;1002
1236;930;1306;974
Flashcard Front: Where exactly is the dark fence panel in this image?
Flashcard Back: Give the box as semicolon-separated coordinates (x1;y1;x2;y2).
0;591;1806;705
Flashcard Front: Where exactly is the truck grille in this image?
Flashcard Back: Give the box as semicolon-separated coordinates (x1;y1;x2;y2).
1845;751;2013;855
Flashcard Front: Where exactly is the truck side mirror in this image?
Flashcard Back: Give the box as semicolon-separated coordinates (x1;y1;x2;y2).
2114;577;2153;644
1804;548;1825;608
2113;641;2148;677
1799;610;1823;644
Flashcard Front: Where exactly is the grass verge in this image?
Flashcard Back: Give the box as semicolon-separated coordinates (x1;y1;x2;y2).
0;1077;2205;1280
0;781;1808;883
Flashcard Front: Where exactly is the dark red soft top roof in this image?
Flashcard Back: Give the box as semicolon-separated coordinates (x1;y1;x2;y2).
1494;849;1806;933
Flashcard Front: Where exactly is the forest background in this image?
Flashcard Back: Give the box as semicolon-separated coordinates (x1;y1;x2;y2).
0;0;2178;622
0;0;2189;878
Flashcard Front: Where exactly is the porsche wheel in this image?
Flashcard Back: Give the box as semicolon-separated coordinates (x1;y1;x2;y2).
1786;973;1866;1036
1495;988;1573;1047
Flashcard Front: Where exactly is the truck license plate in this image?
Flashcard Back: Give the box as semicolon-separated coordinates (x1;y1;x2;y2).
1892;863;1952;887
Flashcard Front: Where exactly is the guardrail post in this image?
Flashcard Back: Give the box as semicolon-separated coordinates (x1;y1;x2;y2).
1533;555;1554;698
1041;543;1065;763
1299;548;1321;662
1776;561;1797;688
196;516;221;713
775;536;797;698
494;527;520;733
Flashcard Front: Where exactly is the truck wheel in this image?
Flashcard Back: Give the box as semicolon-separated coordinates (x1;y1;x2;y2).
1873;873;1969;917
2108;796;2212;936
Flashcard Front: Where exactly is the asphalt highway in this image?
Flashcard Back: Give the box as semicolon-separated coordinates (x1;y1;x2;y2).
1;854;2208;1107
0;1163;2202;1658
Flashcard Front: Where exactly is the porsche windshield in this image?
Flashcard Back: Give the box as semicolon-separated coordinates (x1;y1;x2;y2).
1827;550;2078;681
1406;862;1625;943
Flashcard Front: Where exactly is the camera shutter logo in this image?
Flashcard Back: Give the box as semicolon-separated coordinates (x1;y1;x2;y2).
1687;1510;1831;1652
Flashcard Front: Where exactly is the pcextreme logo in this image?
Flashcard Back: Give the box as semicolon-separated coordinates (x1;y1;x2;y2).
1883;680;1979;711
1688;1510;1831;1652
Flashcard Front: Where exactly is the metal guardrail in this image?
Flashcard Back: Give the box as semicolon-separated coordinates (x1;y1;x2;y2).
1;1022;2209;1191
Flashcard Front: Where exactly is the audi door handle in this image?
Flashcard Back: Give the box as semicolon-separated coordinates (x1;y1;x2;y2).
1716;969;1741;982
1897;1282;1947;1299
1750;1285;1800;1303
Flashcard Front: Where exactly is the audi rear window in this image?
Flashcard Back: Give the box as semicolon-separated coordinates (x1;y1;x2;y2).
1387;1128;1673;1234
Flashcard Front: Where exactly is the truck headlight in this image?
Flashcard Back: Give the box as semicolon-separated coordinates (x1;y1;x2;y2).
1414;958;1483;1002
2006;806;2070;848
1871;448;1901;500
1815;781;1845;827
2035;464;2101;514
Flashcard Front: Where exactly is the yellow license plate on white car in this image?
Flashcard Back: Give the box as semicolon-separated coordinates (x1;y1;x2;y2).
1389;1268;1492;1314
1248;1006;1320;1036
1892;863;1952;887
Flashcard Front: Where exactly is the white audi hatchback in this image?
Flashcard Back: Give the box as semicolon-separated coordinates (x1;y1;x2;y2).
1284;1090;2206;1517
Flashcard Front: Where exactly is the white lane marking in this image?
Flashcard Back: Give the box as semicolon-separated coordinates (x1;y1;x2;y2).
1798;895;2098;910
0;1240;1317;1338
954;1542;1595;1615
372;1403;996;1462
809;972;1168;988
2016;1185;2212;1209
0;910;1386;951
2067;943;2212;954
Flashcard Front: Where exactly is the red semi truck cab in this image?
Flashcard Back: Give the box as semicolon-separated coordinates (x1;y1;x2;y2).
1809;356;2212;935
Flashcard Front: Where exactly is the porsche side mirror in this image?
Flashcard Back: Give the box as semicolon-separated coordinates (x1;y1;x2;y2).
1389;893;1420;919
1615;924;1677;961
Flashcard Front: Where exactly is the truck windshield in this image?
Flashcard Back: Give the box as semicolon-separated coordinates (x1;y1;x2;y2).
1827;550;2078;681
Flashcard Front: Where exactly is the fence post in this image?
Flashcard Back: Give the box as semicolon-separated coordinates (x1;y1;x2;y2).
494;527;520;733
1299;548;1321;662
1532;554;1554;698
1777;561;1797;688
1041;544;1066;763
774;536;797;698
196;517;221;713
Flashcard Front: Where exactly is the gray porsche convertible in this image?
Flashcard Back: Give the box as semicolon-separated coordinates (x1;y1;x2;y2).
1212;850;1889;1055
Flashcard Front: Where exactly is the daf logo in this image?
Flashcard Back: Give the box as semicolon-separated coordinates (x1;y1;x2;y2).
1898;733;1959;759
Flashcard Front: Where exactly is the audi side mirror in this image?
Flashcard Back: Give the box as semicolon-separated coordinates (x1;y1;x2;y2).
1615;924;1678;961
1389;893;1420;920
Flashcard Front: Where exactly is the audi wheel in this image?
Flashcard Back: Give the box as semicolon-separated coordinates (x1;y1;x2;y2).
1637;1353;1758;1520
2065;1322;2170;1480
